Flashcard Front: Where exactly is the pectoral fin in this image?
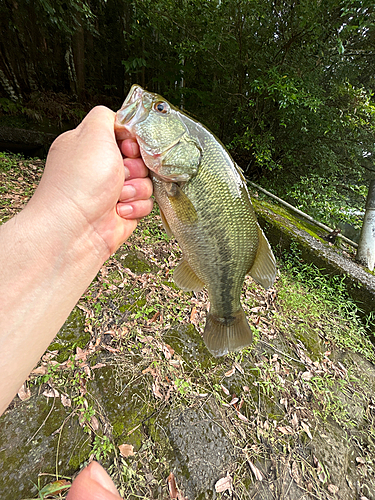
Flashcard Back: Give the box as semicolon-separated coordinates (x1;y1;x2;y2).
173;259;205;292
248;226;276;289
166;182;198;224
159;207;173;238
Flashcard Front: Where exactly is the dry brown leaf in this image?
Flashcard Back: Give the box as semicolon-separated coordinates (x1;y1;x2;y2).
230;397;239;405
225;367;235;377
119;444;135;457
277;426;294;435
31;365;48;376
301;371;314;381
215;473;233;493
328;484;339;494
280;397;288;409
152;381;163;399
190;307;198;324
234;361;244;374
42;350;59;362
163;343;175;360
237;411;249;422
91;363;106;370
90;416;100;431
301;421;312;439
291;413;299;429
290;461;300;485
356;456;366;465
43;387;60;398
60;394;71;407
248;460;263;481
167;472;178;499
220;384;230;396
18;384;31;401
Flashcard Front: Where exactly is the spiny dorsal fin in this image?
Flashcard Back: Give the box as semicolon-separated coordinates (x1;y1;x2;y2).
173;259;205;292
248;226;276;289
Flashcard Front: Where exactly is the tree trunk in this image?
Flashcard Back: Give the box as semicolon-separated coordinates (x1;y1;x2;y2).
356;180;375;271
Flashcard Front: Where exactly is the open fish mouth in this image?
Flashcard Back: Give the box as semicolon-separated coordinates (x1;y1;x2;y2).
116;85;148;131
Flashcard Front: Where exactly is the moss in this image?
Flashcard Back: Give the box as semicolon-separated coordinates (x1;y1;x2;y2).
49;308;88;362
114;248;152;273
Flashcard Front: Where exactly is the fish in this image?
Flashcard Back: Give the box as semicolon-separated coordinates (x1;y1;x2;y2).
115;85;276;357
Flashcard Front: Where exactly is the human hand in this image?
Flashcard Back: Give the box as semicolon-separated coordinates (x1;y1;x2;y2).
67;461;121;500
29;106;153;259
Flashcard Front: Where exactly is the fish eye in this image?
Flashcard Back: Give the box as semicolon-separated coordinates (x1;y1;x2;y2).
154;101;169;114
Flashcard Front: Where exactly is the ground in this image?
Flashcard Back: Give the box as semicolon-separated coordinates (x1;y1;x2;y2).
1;153;375;500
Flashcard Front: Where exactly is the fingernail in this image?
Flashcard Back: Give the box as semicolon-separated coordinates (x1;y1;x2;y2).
124;166;130;179
88;462;120;496
130;141;138;157
118;204;133;216
122;184;137;200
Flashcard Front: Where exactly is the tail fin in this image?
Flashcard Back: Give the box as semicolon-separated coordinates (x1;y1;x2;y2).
203;309;253;357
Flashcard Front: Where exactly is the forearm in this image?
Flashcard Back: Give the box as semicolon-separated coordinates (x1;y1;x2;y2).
0;204;107;414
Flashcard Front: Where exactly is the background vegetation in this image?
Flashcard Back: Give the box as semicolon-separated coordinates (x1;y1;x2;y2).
1;0;375;228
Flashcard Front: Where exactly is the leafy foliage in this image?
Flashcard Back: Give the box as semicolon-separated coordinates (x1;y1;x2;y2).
1;0;375;207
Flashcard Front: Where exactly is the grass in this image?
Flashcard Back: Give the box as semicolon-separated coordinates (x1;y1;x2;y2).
1;152;375;499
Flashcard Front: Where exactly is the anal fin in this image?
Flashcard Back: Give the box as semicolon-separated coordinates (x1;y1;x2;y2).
203;308;253;357
248;226;276;289
173;259;205;292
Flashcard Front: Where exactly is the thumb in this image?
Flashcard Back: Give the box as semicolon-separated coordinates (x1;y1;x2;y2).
67;461;122;500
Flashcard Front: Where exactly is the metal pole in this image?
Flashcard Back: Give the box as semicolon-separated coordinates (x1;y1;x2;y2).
248;181;358;248
356;180;375;271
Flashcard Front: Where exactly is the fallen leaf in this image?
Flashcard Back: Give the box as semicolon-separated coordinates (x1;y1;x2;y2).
152;381;163;399
301;371;314;381
90;416;100;431
31;365;48;375
230;397;239;405
190;307;198;324
42;350;59;362
328;484;339;494
18;383;31;401
277;426;294;435
248;460;263;481
225;367;235;377
220;384;230;396
167;472;178;499
215;473;233;493
60;394;72;407
356;456;366;465
43;387;60;398
291;413;299;429
163;343;174;360
91;363;106;370
290;461;300;485
280;397;288;409
119;444;135;457
237;411;249;422
301;421;312;439
234;361;244;374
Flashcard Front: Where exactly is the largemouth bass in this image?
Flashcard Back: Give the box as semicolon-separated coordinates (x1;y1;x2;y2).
115;85;276;356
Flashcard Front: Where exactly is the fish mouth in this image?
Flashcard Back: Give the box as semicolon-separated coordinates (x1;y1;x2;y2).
115;85;149;134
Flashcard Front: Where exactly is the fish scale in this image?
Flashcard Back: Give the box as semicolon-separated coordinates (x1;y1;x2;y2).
116;85;276;356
